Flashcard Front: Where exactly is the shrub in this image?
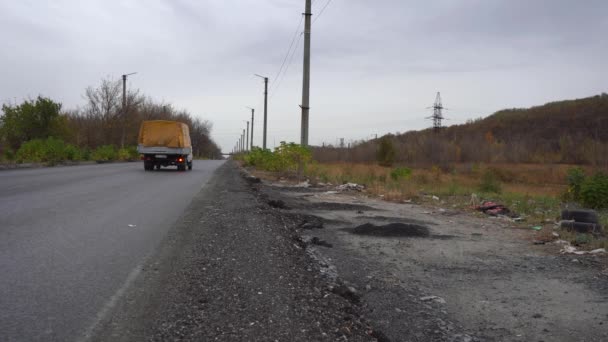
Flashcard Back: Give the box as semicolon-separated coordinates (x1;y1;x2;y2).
16;139;45;162
43;137;68;165
115;147;139;161
273;142;312;173
244;147;274;169
244;143;312;174
92;145;117;162
563;167;586;202
390;167;412;181
64;144;82;161
16;137;68;164
478;169;502;194
81;147;91;161
580;173;608;209
376;137;395;167
127;146;139;160
3;148;15;161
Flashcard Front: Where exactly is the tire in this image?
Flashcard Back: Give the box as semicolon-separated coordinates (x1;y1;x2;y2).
144;161;153;171
187;162;192;171
177;164;186;171
155;164;161;170
561;209;599;224
560;221;602;234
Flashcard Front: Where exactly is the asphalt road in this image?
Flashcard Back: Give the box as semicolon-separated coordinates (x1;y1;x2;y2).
0;160;224;342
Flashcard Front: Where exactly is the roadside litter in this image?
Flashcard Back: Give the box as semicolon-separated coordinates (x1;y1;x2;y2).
560;220;603;234
560;245;606;255
475;201;520;219
336;183;365;192
559;208;603;234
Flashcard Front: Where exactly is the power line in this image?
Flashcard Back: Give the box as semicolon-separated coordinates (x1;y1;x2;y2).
313;0;333;24
270;31;303;100
271;15;304;92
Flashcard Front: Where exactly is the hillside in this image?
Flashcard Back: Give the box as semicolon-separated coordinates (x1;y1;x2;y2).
314;93;608;166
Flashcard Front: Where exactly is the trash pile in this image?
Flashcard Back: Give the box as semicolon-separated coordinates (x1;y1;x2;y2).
559;209;604;234
336;183;365;192
476;201;519;219
558;242;606;255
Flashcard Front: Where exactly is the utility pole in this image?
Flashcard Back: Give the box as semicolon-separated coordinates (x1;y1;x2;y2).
246;121;249;152
121;72;137;148
247;107;255;150
242;129;246;152
255;74;269;149
300;0;312;146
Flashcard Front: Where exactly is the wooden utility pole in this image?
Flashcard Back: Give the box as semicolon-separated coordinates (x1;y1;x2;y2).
300;0;312;146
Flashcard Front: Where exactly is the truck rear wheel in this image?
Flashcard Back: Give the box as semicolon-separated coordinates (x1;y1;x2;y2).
177;164;186;171
144;161;153;171
188;162;192;170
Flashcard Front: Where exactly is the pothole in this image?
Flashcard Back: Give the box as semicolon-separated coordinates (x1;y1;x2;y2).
347;222;430;238
306;202;377;211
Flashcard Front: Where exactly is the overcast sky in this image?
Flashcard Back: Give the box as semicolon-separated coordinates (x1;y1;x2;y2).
1;0;606;151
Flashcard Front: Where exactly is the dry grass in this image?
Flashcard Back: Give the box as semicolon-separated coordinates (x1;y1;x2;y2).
305;162;568;198
302;162;572;224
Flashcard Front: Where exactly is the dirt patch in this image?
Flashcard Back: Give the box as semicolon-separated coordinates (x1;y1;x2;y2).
250;171;608;342
348;222;430;238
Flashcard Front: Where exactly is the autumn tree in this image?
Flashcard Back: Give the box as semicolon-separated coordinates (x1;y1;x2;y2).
0;96;69;150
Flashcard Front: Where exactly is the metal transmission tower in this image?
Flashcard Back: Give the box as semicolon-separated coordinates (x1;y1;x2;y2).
426;92;446;132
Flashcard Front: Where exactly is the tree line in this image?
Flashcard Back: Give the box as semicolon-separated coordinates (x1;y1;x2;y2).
313;93;608;169
0;77;222;161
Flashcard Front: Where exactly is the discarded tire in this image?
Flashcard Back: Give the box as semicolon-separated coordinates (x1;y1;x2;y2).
560;221;603;234
561;209;599;224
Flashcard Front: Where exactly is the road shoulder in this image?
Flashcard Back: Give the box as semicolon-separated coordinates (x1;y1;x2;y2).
88;161;373;342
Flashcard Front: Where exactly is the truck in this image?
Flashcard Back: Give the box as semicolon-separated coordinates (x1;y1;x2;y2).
137;120;193;171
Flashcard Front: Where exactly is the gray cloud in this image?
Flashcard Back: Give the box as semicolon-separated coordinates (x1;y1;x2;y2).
0;0;606;151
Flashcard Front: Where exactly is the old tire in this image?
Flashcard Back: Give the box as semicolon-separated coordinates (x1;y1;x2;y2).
561;209;599;224
560;221;602;234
